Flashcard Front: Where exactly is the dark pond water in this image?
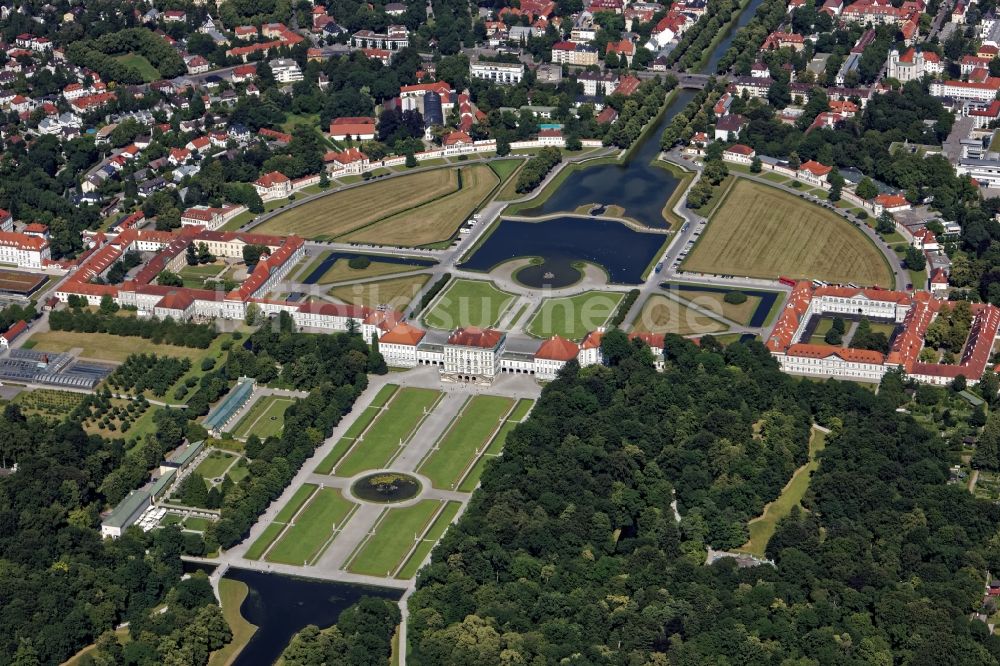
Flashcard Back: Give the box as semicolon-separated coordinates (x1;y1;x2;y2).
664;282;779;327
228;568;401;666
460;216;669;286
300;252;437;284
517;89;696;229
351;472;422;503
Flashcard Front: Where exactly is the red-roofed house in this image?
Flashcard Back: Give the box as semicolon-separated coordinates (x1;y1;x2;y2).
606;39;635;64
534;335;580;379
444;327;506;382
873;193;909;215
613;75;641;96
329;117;376;141
0;320;28;349
326;148;369;174
253;171;292;201
761;32;805;51
378;323;426;367
723;144;756;165
797;160;832;185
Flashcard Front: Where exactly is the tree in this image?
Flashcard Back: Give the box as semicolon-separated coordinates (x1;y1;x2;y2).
158;271;184;287
496;136;511;157
787;151;801;171
951;375;968;392
405;151;417;168
876;212;896;235
245;302;262;326
904;245;926;271
197;242;215;265
856;177;878;200
98;294;118;315
980;371;1000;405
179;473;209;507
186;243;198;266
242;244;269;266
750;156;762;173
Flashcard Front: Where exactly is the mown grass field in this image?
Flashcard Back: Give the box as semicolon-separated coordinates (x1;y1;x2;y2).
395;501;462;579
25;330;212;363
418;395;514;489
668;287;762;326
526;291;624;341
315;385;399;474
683;179;894;287
329;274;430;312
231;396;294;439
256;169;459;239
116;53;160;81
177;262;225;288
266;488;356;565
423;278;516;330
207;579;257;666
347;500;443;576
738;428;827;557
489;159;523;180
457;399;533;492
632;295;729;336
336;388;440;477
315;258;422;284
194;450;238;480
340;165;498;246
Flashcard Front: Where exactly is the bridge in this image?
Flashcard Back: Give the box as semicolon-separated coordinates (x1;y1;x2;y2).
636;70;727;89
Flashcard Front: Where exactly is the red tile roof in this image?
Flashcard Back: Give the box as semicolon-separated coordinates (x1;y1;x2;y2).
799;160;832;176
2;320;28;343
379;322;426;345
447;326;504;348
785;343;885;364
535;335;579;361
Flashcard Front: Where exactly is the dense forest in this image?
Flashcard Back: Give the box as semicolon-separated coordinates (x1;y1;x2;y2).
280;596;401;666
408;331;1000;664
0;320;383;663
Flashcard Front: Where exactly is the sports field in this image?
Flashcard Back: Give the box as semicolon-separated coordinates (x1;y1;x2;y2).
266;488;357;565
231;396;294;439
0;268;46;294
335;387;441;477
346;500;445;576
418;395;514;489
632;295;729;336
526;291;624;341
255;169;459;239
682;179;894;287
329;274;429;312
423;279;516;330
340;165;499;246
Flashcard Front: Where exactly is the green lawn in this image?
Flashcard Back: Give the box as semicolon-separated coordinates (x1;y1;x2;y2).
336;388;441;477
267;488;357;565
231;396;294;439
177;263;225;288
347;500;443;576
418;396;514;489
489;159;523;180
244;523;284;561
738;428;827;557
227;460;250;483
194;450;238;480
184;516;213;531
315;385;399;474
116;53;160;82
208;579;257;666
423;279;516;330
395;501;462;579
526;291;625;341
273;484;318;523
457;399;534;492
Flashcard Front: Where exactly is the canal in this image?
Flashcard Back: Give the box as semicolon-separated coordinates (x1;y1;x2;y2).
221;0;769;660
464;0;768;274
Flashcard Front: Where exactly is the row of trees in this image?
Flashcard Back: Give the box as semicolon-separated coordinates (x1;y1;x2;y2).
49;308;219;349
407;333;1000;664
665;0;742;71
514;147;562;194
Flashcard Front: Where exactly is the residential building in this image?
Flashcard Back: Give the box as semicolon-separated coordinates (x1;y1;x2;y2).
329;117;377;140
0;231;50;268
269;58;304;83
551;41;599;66
253;171;292;200
469;60;525;85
